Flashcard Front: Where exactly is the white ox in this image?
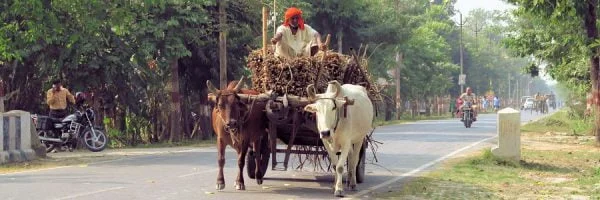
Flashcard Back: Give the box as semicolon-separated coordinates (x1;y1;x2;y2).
304;81;374;197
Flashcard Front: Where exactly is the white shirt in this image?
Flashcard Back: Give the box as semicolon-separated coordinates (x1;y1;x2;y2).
275;24;318;58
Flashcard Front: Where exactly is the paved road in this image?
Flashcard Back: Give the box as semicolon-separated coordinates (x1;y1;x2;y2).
0;109;554;200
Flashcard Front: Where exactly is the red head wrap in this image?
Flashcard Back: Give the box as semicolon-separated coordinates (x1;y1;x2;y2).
284;7;305;30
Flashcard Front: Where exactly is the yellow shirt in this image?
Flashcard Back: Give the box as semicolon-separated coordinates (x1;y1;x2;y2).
46;87;75;110
274;24;318;58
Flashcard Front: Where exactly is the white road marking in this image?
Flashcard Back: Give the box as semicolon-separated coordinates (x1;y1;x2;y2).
178;169;219;178
53;186;126;200
346;135;498;199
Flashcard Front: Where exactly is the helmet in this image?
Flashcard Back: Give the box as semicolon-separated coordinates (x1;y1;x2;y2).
75;92;86;106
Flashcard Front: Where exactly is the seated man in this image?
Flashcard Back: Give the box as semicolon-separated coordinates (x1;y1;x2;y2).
271;7;324;58
459;87;478;121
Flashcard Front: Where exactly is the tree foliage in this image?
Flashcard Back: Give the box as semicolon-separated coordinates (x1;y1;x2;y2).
0;0;532;145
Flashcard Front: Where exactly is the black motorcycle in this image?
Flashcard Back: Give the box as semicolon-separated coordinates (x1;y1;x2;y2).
34;106;108;152
462;101;474;128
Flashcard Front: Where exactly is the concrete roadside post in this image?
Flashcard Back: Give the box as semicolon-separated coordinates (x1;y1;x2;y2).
3;110;36;163
0;79;7;163
491;107;521;161
0;114;7;163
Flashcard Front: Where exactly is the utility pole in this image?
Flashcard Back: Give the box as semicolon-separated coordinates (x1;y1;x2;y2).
516;77;519;106
508;72;511;101
472;19;484;49
219;0;227;89
456;11;467;94
395;52;403;120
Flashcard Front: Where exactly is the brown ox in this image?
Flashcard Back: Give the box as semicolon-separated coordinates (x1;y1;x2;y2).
207;76;268;191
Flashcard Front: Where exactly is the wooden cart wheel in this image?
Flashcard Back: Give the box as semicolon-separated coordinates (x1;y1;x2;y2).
247;136;271;179
356;141;367;184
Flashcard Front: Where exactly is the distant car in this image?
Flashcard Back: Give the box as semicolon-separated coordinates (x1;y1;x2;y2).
522;98;535;110
521;96;532;104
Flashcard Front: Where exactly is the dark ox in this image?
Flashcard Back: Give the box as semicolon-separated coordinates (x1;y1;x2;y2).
207;76;268;191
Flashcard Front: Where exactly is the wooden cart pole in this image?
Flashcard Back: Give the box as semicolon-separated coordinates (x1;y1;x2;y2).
262;7;268;56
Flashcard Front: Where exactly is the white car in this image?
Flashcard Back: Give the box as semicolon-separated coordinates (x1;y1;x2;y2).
522;98;535;110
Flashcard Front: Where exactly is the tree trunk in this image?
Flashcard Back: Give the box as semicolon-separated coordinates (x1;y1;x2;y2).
584;0;600;144
183;97;191;139
395;52;402;120
169;59;182;143
219;0;228;89
337;28;343;53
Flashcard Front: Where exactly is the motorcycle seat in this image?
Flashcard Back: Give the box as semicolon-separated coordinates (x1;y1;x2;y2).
47;117;63;123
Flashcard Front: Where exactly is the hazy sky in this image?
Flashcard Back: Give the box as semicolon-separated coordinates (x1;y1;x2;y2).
454;0;557;85
455;0;515;14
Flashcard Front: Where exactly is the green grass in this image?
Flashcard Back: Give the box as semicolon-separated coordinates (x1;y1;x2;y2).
378;148;600;199
521;110;594;136
379;110;600;199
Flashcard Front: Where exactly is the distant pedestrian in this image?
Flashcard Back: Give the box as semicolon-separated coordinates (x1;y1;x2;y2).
494;96;500;110
482;97;488;111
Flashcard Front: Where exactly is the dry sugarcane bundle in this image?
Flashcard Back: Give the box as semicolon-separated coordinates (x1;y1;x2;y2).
246;47;379;99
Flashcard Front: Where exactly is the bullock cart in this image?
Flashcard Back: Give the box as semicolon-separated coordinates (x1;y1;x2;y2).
208;82;372;184
208;49;379;185
242;91;368;183
209;48;381;187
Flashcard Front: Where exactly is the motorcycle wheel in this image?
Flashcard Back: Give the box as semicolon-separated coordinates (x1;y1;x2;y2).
38;130;56;153
82;128;108;152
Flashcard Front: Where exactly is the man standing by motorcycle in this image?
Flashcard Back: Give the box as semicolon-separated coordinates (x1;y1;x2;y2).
460;87;478;121
46;80;75;119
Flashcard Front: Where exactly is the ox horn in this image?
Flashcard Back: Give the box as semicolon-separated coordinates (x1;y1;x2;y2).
206;80;219;95
234;76;245;92
307;84;317;100
328;80;342;97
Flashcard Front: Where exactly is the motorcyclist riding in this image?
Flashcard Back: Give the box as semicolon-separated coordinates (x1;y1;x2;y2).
459;87;477;121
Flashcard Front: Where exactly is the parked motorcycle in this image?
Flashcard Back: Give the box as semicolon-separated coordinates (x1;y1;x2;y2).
462;101;474;128
33;106;107;153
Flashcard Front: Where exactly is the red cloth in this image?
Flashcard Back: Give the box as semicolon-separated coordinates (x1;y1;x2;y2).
284;7;305;30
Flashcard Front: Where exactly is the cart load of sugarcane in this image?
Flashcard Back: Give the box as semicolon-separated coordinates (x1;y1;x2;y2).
246;46;382;102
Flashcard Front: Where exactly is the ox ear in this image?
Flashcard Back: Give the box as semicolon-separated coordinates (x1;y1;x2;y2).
234;76;245;92
304;104;318;113
206;80;220;96
327;81;342;97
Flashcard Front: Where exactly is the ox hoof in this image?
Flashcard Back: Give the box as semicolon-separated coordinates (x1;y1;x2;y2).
257;178;263;185
334;190;344;197
216;183;225;190
349;185;357;191
235;183;246;190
